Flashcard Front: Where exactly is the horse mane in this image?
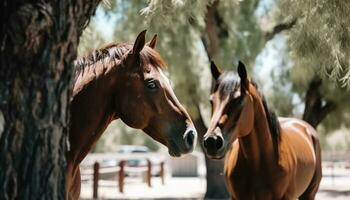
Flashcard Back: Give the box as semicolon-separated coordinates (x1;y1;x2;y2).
251;81;281;158
74;43;167;81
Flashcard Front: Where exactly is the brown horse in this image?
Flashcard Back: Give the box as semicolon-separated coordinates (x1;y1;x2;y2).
203;61;322;200
67;30;197;199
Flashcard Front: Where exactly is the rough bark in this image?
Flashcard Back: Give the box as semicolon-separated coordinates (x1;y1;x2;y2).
0;1;100;199
302;77;337;128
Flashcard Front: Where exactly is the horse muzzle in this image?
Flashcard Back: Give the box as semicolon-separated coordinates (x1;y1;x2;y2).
203;133;225;159
168;127;197;157
183;128;197;150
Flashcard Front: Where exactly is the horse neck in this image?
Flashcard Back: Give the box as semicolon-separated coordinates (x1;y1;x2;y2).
238;96;276;172
70;60;121;164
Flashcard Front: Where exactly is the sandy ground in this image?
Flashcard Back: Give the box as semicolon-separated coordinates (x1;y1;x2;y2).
80;154;350;199
80;174;350;200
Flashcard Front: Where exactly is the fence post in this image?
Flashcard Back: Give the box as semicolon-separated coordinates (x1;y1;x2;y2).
93;162;99;199
118;160;125;193
160;161;165;185
147;159;152;187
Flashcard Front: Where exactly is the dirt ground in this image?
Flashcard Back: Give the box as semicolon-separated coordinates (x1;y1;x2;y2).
80;176;350;200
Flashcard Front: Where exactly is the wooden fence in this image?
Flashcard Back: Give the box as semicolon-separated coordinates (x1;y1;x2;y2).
82;159;165;199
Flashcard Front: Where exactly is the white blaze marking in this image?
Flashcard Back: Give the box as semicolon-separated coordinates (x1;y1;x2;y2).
158;67;172;87
157;67;183;106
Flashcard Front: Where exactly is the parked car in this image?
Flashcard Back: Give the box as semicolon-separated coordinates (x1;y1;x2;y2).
116;145;150;154
117;145;149;170
102;145;163;176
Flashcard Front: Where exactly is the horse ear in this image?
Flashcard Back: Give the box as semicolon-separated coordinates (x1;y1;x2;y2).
132;30;147;54
210;61;222;80
235;95;254;137
147;34;157;49
238;61;247;80
238;61;249;90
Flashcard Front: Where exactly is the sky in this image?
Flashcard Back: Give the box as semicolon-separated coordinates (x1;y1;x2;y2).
93;5;119;40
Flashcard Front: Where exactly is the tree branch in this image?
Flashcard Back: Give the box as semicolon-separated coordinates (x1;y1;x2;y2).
201;0;229;60
200;36;211;60
302;77;337;128
265;18;297;42
315;100;337;126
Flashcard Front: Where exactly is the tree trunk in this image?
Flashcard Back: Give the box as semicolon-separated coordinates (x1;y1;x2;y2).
191;1;230;198
302;77;337;128
193;103;229;199
201;0;228;61
203;158;228;199
0;1;100;199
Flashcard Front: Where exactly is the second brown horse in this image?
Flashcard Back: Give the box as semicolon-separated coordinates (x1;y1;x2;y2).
203;61;322;200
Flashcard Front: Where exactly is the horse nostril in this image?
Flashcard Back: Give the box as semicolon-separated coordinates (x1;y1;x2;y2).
203;135;224;154
216;135;224;150
184;129;195;149
203;136;216;151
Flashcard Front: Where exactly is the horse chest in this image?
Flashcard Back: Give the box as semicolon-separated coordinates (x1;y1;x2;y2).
225;162;270;197
224;146;285;199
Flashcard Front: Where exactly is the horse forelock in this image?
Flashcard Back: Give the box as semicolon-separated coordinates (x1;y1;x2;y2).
138;46;167;72
217;72;240;99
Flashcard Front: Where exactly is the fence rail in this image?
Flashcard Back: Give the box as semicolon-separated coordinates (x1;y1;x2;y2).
81;159;165;199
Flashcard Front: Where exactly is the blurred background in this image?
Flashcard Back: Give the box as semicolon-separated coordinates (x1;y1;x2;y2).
78;0;350;199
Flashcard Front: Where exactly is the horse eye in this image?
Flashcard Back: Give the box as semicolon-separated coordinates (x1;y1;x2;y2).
217;122;225;130
145;79;159;90
236;96;244;105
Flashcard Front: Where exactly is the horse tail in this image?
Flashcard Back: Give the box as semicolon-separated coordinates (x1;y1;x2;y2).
299;133;322;200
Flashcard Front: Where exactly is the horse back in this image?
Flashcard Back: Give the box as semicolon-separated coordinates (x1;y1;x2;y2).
278;117;320;197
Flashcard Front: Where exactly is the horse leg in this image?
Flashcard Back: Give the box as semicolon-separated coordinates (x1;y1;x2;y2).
69;167;81;200
299;136;322;200
66;160;81;200
66;161;73;200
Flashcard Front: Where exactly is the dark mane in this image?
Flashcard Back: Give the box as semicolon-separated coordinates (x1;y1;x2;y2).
74;43;167;80
250;81;281;158
218;72;281;157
